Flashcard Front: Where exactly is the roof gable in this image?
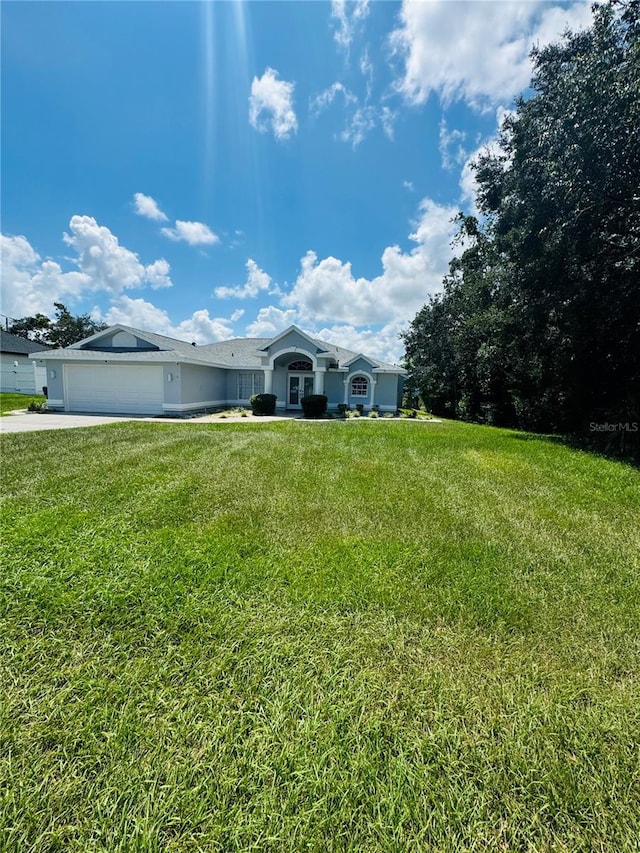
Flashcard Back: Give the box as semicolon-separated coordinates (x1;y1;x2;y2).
259;325;327;355
71;324;170;351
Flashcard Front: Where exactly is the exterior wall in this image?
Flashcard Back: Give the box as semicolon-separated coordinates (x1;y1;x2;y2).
323;371;346;407
344;358;376;410
272;368;288;409
36;359;65;408
174;364;227;412
264;329;320;359
0;354;42;394
373;374;401;411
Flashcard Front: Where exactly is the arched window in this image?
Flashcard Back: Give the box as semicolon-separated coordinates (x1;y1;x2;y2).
351;375;368;396
288;360;313;371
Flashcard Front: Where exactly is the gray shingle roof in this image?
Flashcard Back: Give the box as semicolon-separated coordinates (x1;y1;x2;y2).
31;324;404;372
1;329;52;356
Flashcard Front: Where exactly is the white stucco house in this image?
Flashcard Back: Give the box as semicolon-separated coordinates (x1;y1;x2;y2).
31;324;406;416
0;330;49;394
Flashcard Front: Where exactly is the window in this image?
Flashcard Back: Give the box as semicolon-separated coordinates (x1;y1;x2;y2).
288;360;313;371
238;372;264;400
351;375;368;396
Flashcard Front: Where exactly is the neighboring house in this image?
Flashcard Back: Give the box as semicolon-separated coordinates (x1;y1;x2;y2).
0;330;50;394
31;324;405;416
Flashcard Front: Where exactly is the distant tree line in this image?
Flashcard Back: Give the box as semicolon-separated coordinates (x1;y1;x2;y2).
402;1;639;459
8;303;107;349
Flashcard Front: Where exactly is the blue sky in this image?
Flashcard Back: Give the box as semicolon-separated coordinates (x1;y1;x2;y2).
1;0;592;362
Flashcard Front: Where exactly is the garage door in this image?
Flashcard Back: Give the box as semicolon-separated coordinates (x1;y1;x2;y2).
65;364;164;415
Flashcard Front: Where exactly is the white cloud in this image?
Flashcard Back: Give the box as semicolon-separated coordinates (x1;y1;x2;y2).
341;106;377;148
161;220;219;246
310;82;357;117
403;180;414;192
214;258;272;300
281;198;459;327
144;258;173;289
132;192;168;222
245;306;298;338
102;296;236;344
249;68;298;141
1;217;172;319
331;0;370;51
0;233;90;319
315;321;405;365
439;119;468;170
390;0;592;109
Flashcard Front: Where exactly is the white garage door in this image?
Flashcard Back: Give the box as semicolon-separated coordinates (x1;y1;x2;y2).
65;364;164;415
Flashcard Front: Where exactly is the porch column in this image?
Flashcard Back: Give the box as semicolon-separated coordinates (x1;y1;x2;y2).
370;379;377;410
264;368;273;394
343;378;349;405
314;369;325;395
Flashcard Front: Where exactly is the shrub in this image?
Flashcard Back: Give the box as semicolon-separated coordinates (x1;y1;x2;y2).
27;400;47;413
399;408;417;419
337;403;348;418
250;393;277;416
369;410;379;418
356;403;364;415
301;394;328;419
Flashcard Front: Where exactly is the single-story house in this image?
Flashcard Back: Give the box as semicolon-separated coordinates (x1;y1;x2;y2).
0;329;49;395
31;324;406;416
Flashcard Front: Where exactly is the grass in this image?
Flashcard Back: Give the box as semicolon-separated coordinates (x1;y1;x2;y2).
0;392;46;415
1;419;639;852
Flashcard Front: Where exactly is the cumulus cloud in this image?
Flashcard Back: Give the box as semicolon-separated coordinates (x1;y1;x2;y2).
214;258;272;300
280;198;459;327
331;0;370;51
249;68;297;141
161;220;219;246
0;233;90;319
102;296;237;344
132;192;168;221
245;306;298;338
390;0;592;109
315;321;405;365
1;218;172;319
62;215;173;293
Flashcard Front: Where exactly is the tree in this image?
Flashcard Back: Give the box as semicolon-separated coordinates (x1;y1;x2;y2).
9;303;107;348
403;1;640;457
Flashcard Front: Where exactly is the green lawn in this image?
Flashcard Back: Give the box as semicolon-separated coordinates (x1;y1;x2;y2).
0;392;46;415
1;420;639;852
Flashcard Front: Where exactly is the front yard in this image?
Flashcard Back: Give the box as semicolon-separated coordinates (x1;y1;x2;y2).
1;419;639;851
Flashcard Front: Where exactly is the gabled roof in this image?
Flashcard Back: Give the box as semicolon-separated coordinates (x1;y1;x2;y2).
0;329;52;356
30;323;405;373
257;324;329;354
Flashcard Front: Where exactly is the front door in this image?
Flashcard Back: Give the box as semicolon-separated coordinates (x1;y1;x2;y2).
288;374;314;408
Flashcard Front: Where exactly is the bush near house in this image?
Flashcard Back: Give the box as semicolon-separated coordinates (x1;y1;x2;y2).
301;394;328;419
249;393;277;416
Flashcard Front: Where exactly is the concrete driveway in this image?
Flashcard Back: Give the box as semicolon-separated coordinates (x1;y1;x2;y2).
0;411;171;433
0;410;299;433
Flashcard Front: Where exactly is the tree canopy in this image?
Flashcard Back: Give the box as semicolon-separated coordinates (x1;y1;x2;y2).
9;303;107;349
402;0;640;458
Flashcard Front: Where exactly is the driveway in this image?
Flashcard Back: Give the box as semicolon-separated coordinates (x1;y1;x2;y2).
0;410;299;433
